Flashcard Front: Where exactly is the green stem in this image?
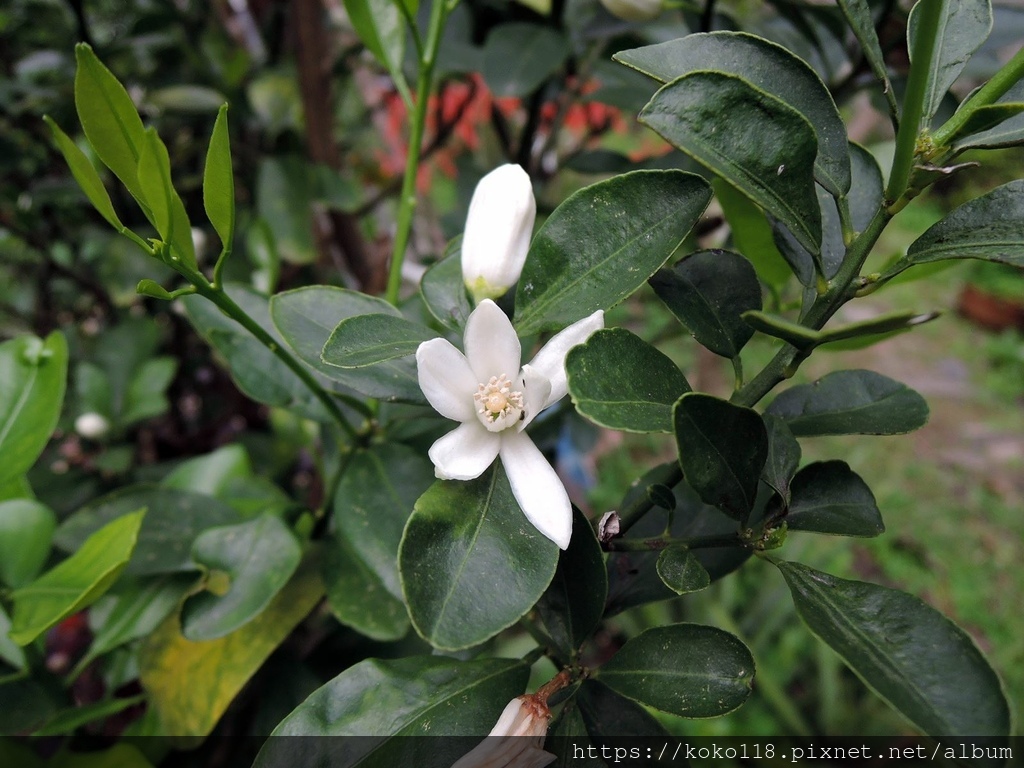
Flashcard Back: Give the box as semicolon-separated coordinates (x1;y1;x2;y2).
885;0;943;203
384;0;448;307
932;44;1024;147
616;464;683;535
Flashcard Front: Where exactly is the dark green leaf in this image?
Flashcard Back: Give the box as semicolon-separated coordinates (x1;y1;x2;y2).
203;104;235;251
257;157;315;264
656;547;710;594
742;310;820;350
54;485;243;576
87;574;196;659
343;0;407;94
122;357;177;426
566;328;690;433
954;81;1024;151
33;695;146;737
136;128;196;269
777;561;1010;738
573;680;671;741
597;624;754;717
483;24;568;97
420;242;472;331
182;514;301;641
674;393;768;519
714;178;792;287
766;369;929;436
947;103;1024;144
0;679;56;735
324;532;408;642
0;333;68;489
650;249;762;358
161;444;251;497
0;499;56;589
816;310;939;350
515;171;711;335
616;31;850;196
10;509;144;645
536;508;607;658
785;461;883;537
0;605;26;670
640;72;820;255
399;464;559;650
322;314;439;368
761;414;801;501
44;116;124;231
837;0;897;118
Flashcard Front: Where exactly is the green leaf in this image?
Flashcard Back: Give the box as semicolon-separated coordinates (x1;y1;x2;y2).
515;171;712;335
761;414;801;501
536;508;607;659
343;0;408;96
482;23;568;97
674;393;768;520
742;310;820;350
322;314;439;368
136;127;197;269
161;444;252;497
766;369;930;436
33;694;146;737
0;679;56;735
203;104;235;252
649;249;762;358
953;81;1024;151
713;178;792;288
87;574;196;660
947;103;1024;144
420;242;472;331
256;157;315;264
903;180;1024;269
73;44;149;206
785;461;884;537
837;0;898;119
0;604;27;671
597;624;755;717
640;72;821;255
44;116;124;231
399;464;559;650
816;310;940;351
616;31;850;196
257;657;528;765
271;286;424;402
0;499;56;589
656;547;710;594
325;443;433;641
909;0;993;126
54;485;243;576
777;561;1010;738
566;328;690;433
10;509;145;645
572;680;671;742
121;357;177;427
135;279;175;300
0;332;68;489
182;514;301;641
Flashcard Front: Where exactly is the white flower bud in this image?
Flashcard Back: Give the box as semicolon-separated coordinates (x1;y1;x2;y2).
462;164;536;304
599;0;662;22
451;695;555;768
75;412;110;440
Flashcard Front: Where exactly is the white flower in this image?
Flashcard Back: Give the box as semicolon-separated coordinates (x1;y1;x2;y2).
74;412;110;439
598;0;661;21
450;695;555;768
416;300;603;549
462;165;536;304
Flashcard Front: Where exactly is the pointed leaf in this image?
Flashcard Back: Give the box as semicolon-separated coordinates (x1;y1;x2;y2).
0;499;56;589
136;128;196;268
777;561;1010;738
343;0;407;91
322;314;440;368
566;328;690;434
674;393;768;520
87;574;196;659
573;680;671;740
203;104;235;251
954;81;1024;151
421;241;472;331
44;117;124;230
656;547;710;594
837;0;898;119
761;414;801;501
597;624;755;717
399;464;559;650
640;72;821;255
766;370;929;436
786;461;883;537
514;171;712;335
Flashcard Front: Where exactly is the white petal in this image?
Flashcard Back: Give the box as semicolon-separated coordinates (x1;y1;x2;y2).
429;422;501;480
526;310;604;408
517;364;552;431
499;431;572;549
416;338;478;422
464;299;521;383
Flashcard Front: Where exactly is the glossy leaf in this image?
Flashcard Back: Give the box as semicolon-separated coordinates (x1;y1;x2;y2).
203;104;235;251
656;547;710;594
515;171;711;335
482;24;568;97
44;116;124;230
0;333;68;489
640;72;821;255
139;553;323;737
421;243;472;331
343;0;407;93
325;443;433;641
617;31;850;196
161;444;252;497
136;128;196;268
10;510;144;645
761;414;801;501
777;561;1010;738
572;680;671;742
649;249;762;358
766;370;929;436
954;81;1024;151
713;178;792;288
597;624;754;717
674;393;768;519
536;508;607;659
786;461;884;537
0;500;56;589
566;328;690;433
55;485;243;576
87;574;196;660
903;179;1024;269
399;464;559;650
322;314;439;368
182;514;301;641
271;286;424;402
837;0;897;118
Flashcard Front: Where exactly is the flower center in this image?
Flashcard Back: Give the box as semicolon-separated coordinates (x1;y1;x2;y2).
473;374;524;432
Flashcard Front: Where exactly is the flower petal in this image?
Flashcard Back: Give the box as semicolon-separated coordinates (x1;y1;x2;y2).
429;422;501;481
526;310;604;408
416;338;478;422
499;431;572;549
464;299;521;383
517;364;552;431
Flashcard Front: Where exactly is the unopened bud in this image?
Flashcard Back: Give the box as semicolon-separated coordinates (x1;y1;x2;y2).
75;412;110;440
